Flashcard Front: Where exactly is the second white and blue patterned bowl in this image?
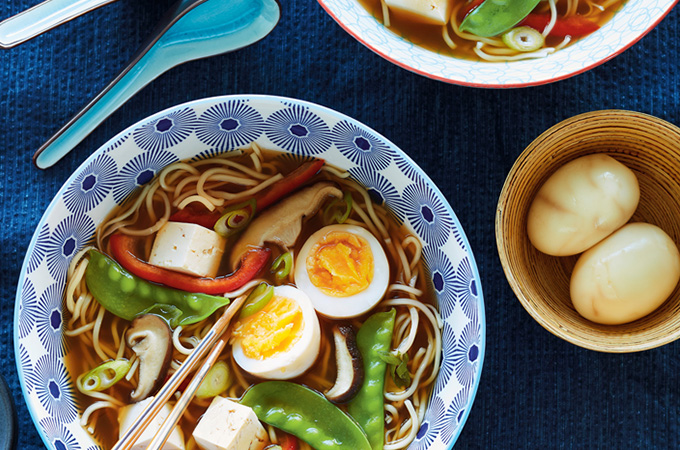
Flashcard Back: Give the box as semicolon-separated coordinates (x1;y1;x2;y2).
14;95;485;449
317;0;678;87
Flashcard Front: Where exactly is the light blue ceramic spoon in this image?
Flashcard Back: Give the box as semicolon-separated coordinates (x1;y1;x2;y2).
33;0;281;169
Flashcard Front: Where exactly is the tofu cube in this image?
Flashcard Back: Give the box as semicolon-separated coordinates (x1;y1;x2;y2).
384;0;451;25
118;397;185;450
149;221;226;278
192;397;268;450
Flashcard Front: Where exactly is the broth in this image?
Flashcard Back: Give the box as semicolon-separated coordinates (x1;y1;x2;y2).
359;0;626;61
63;147;441;449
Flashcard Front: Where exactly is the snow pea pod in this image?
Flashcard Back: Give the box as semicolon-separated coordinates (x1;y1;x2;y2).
85;249;230;328
347;308;396;450
459;0;542;37
240;381;371;450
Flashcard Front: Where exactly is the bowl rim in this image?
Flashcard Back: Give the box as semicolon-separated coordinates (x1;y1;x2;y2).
14;94;486;449
316;0;680;88
495;109;680;352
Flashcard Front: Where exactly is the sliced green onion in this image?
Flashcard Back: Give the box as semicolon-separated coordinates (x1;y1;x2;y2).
78;359;131;392
214;198;256;238
239;282;275;318
271;252;293;283
502;26;545;52
195;360;232;399
323;191;353;224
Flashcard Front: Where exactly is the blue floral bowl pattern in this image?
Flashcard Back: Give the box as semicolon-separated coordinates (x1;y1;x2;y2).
317;0;678;87
14;95;485;449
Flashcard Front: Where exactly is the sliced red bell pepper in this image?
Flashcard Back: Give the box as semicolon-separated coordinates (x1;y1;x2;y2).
519;13;600;37
108;233;270;295
280;433;299;450
256;158;325;210
169;159;325;229
168;203;221;229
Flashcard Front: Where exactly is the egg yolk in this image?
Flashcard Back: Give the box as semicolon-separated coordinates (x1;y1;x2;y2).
232;296;303;360
306;231;374;297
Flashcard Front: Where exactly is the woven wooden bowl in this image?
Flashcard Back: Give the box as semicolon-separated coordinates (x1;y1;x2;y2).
496;110;680;352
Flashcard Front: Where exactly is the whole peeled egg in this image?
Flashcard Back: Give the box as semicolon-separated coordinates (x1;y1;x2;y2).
231;285;320;379
294;224;390;319
527;154;640;256
570;223;680;325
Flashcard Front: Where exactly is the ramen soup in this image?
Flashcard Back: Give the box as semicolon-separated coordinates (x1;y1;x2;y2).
360;0;626;61
63;145;442;450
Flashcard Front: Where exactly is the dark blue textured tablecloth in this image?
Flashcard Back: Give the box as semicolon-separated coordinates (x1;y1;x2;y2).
1;0;679;448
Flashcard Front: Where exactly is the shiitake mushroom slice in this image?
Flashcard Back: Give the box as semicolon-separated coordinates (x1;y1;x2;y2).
125;314;173;402
325;323;363;404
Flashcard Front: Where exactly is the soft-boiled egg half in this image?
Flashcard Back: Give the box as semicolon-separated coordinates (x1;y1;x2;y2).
294;224;389;319
231;285;320;380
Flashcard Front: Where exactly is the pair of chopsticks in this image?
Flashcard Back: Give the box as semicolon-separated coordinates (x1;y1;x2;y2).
113;294;247;450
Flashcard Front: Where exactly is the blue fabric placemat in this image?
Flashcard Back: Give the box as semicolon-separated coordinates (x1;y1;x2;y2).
1;0;679;448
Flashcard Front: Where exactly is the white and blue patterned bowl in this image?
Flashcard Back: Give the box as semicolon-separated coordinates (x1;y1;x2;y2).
14;95;485;449
317;0;678;87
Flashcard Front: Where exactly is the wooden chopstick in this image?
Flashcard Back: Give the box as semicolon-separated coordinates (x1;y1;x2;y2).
112;293;247;450
146;332;229;449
